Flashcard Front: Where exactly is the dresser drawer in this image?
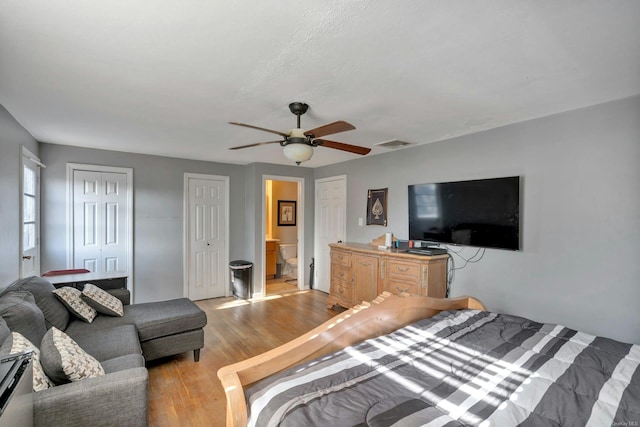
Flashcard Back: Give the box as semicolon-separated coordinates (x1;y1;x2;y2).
331;250;351;267
331;264;351;283
331;281;354;304
386;260;420;280
386;279;421;296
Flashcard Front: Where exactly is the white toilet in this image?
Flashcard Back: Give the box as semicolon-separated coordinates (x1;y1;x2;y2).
278;243;298;278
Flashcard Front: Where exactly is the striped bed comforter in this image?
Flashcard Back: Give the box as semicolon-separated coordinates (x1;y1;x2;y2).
245;310;640;427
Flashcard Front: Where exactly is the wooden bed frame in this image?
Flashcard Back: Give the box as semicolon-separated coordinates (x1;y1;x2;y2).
217;292;486;426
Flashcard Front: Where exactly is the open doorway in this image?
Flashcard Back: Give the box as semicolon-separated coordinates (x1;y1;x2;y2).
264;176;303;296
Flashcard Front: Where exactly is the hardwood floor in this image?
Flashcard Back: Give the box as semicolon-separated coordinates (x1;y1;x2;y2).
265;275;298;295
147;289;342;426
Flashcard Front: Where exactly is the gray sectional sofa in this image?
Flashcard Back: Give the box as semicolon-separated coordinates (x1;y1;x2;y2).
0;276;207;427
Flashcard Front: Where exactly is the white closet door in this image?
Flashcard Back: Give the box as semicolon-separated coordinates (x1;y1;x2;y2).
187;177;227;300
314;176;346;293
73;170;128;273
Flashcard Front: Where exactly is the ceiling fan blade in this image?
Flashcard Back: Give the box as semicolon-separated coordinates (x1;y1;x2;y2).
229;140;283;150
304;121;355;138
229;122;289;137
314;139;371;155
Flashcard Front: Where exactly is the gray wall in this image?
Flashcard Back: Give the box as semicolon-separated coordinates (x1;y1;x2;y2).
38;145;316;302
39;144;249;303
316;95;640;344
0;105;39;285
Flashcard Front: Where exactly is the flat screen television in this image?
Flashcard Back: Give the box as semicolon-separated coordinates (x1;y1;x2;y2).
408;176;520;250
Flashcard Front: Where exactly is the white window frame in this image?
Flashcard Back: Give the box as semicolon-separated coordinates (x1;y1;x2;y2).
19;146;44;278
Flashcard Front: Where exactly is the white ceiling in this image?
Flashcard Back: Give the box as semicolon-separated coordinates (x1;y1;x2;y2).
1;1;639;167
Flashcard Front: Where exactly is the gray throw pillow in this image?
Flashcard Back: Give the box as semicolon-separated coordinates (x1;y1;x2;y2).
0;317;9;344
40;327;105;385
1;276;69;330
0;291;48;347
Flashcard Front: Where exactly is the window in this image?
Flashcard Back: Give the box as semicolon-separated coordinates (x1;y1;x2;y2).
23;165;37;251
20;147;43;278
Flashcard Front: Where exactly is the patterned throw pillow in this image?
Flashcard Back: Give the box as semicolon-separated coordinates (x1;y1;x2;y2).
81;283;124;317
52;287;97;323
0;331;54;391
39;327;105;384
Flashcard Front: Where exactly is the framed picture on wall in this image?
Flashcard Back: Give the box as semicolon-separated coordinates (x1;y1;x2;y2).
278;200;297;226
366;188;388;226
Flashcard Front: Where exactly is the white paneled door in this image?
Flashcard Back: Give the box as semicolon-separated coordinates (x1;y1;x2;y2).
186;176;228;300
73;170;128;273
314;175;346;293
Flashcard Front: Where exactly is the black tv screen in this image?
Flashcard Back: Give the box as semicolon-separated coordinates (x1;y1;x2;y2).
408;176;520;250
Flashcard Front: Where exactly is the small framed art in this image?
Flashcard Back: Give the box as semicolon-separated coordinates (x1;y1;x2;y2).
366;188;388;226
278;200;297;226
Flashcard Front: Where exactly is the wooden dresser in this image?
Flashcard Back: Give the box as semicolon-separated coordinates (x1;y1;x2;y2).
327;242;448;310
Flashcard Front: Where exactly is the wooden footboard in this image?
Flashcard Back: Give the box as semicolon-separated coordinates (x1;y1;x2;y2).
217;292;485;427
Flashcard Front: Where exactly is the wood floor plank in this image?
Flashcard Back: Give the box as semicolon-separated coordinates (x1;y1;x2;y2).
147;289;342;426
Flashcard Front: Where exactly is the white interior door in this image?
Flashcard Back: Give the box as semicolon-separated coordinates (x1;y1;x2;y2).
20;148;41;278
73;170;128;273
186;175;228;300
314;175;346;293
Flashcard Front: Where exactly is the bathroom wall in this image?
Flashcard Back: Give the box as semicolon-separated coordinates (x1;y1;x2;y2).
270;180;298;244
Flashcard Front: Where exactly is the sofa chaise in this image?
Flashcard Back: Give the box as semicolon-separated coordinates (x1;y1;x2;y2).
0;276;207;426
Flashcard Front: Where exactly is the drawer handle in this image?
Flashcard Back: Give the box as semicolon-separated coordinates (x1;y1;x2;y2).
397;266;410;272
338;287;344;294
338;271;344;277
395;286;409;294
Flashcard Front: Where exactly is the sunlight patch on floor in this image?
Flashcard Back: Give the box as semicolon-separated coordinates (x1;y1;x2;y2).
214;289;313;310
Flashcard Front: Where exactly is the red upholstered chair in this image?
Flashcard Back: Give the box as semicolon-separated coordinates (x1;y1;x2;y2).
42;269;90;277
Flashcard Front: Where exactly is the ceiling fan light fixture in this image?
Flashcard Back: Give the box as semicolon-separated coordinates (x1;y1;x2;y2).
229;102;369;161
283;143;313;165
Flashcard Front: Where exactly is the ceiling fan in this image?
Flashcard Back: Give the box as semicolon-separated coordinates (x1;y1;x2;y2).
228;102;371;165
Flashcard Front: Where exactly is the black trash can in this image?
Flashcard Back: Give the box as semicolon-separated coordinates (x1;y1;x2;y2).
229;260;253;299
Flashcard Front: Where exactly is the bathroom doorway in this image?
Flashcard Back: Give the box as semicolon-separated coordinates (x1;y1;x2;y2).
264;176;303;296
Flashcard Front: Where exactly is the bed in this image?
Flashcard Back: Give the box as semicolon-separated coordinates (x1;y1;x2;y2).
217;292;640;426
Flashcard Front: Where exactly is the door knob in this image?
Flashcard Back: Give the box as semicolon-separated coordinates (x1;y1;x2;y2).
22;255;32;260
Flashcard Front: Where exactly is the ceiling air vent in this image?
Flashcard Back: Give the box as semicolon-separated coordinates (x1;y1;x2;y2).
374;139;414;149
